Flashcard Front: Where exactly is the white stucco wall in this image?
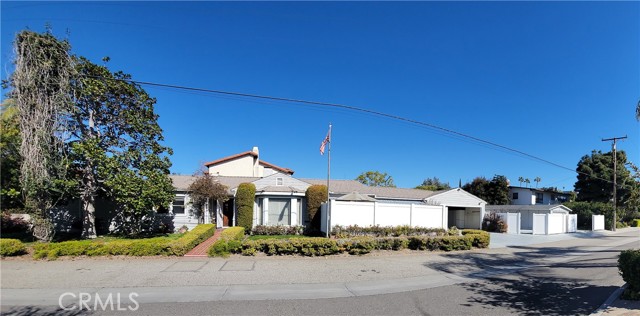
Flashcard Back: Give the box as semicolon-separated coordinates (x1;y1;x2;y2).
376;203;411;226
208;155;257;177
329;200;446;229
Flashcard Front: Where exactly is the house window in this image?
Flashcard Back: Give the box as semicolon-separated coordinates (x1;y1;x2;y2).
512;192;519;200
172;196;185;214
276;177;283;186
268;198;290;225
535;192;543;204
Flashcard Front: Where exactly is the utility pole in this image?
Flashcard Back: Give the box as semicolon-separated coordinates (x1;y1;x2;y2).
601;135;627;231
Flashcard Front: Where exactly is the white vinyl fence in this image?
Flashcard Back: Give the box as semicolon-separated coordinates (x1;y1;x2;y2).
321;200;446;233
592;215;605;231
532;213;578;235
496;213;521;234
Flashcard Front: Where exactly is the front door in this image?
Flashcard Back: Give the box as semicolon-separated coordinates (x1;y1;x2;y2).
222;200;234;227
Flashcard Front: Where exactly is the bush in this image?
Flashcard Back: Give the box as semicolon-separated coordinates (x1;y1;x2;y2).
631;219;640;227
251;225;304;236
305;185;327;232
331;225;447;238
617;222;629;229
236;183;255;233
0;239;27;256
208;226;245;257
33;224;216;259
564;201;613;230
618;249;640;300
482;213;508;233
1;212;30;234
462;229;490;248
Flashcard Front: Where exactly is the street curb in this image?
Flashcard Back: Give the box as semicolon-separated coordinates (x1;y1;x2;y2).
590;283;627;316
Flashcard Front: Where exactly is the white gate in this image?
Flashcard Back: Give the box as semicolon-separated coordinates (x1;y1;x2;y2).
592;215;605;231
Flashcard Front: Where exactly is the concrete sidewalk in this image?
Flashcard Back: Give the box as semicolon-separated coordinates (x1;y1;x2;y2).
1;228;638;307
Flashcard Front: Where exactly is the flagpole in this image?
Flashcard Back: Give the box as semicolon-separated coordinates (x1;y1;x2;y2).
326;123;332;238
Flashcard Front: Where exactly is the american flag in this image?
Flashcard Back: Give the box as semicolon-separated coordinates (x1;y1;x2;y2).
319;129;330;155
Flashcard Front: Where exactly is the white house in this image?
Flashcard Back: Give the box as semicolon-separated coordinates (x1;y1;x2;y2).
509;186;571;205
168;147;487;232
486;204;577;234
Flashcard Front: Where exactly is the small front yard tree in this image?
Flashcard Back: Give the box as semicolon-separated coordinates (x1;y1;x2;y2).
305;184;327;231
187;173;229;224
236;183;255;233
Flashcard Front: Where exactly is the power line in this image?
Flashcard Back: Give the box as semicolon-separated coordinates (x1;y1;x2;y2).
87;75;627;188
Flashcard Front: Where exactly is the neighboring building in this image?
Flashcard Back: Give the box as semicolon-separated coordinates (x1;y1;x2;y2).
486;204;573;232
509;186;571;205
168;147;487;231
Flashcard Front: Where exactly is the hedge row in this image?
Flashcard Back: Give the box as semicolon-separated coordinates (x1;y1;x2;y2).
208;226;245;257
331;225;448;238
251;225;304;236
619;249;640;300
0;239;27;256
33;224;216;260
231;230;489;256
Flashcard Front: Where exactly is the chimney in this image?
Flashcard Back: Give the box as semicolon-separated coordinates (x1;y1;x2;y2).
252;146;259;177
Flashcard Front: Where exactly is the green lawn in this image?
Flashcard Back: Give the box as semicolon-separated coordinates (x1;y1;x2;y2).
247;235;314;241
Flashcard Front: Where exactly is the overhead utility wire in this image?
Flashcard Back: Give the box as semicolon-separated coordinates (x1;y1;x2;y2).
88;75;622;187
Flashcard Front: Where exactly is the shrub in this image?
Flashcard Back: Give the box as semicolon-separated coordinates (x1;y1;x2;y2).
462;229;490;248
305;185;327;232
251;225;304;236
331;225;446;238
618;249;640;300
0;239;27;256
33;224;216;259
631;219;640;227
1;212;30;234
236;183;255;233
617;222;629;229
207;226;245;257
482;213;508;233
564;201;613;230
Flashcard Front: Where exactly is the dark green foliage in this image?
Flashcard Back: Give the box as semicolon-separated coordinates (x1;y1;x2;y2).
251;225;304;236
305;185;327;231
236;230;489;256
462;175;510;204
32;224;215;259
356;171;396;187
0;239;27;256
331;225;447;238
618;249;640;300
236;183;255;233
575;150;632;205
482;213;508;233
564;201;614;230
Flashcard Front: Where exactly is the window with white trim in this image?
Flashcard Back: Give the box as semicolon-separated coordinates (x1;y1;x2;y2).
268;198;290;225
276;177;284;186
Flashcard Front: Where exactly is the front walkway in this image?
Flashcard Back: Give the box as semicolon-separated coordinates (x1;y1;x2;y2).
184;228;224;257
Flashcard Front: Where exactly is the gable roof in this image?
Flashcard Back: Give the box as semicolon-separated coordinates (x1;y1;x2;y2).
203;150;294;175
299;178;440;200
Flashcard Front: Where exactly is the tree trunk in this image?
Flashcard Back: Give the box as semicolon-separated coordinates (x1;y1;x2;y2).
81;194;97;239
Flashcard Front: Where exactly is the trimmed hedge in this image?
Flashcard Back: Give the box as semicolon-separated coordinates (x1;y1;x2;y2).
236;183;256;233
0;239;27;256
305;185;327;231
251;225;304;236
619;249;640;300
208;226;245;257
234;229;490;256
332;225;447;238
33;224;216;260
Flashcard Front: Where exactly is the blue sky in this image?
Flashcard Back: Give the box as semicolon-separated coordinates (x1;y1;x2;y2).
2;2;639;191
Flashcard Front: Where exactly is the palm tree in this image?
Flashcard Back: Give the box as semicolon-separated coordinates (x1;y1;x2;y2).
534;177;541;188
525;178;531;188
518;176;524;187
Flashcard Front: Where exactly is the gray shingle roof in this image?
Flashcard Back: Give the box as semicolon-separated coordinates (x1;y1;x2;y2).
299;178;442;200
486;204;571;212
169;175;260;192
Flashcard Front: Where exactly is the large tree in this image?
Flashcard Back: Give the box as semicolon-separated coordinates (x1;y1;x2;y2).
574;150;632;206
6;30;174;238
8;30;77;241
71;56;174;237
415;177;450;191
462;175;510;205
356;170;396;187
